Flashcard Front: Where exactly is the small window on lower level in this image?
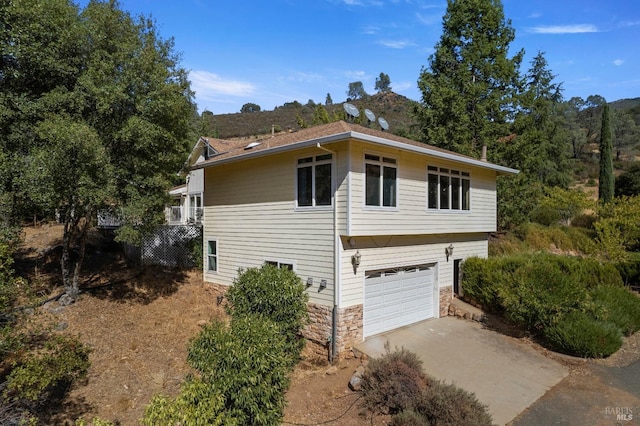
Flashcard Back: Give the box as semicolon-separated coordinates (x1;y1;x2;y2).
265;260;294;271
207;240;217;272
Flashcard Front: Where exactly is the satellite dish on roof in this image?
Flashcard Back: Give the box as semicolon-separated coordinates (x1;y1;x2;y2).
378;116;389;131
343;103;360;120
364;109;376;123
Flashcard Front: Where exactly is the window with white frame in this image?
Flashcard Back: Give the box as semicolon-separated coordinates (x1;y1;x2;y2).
265;260;294;271
207;240;217;272
189;194;203;222
297;154;332;207
365;153;397;207
427;166;470;211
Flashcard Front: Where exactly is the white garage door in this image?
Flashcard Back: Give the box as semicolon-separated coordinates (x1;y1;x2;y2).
364;264;436;337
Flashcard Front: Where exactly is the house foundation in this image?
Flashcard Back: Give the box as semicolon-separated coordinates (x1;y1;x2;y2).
302;303;363;360
439;285;453;317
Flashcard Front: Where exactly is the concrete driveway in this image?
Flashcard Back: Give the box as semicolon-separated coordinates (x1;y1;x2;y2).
355;317;568;425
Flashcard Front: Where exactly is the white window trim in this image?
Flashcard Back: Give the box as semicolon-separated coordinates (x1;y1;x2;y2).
363;152;399;210
426;166;471;212
295;154;334;210
206;238;218;273
264;259;296;271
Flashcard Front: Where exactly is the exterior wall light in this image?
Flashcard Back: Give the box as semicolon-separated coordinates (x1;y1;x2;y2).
352;250;361;273
445;244;454;262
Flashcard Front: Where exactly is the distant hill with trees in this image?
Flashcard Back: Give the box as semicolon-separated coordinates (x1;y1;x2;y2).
196;92;420;140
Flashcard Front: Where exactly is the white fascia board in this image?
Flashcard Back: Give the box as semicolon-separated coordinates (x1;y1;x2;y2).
192;131;519;175
349;131;520;175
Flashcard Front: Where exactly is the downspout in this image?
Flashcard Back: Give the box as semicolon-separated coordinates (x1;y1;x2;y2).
317;142;339;363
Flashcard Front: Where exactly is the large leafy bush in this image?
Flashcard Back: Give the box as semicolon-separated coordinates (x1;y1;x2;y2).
462;253;638;358
543;311;622;358
225;263;309;356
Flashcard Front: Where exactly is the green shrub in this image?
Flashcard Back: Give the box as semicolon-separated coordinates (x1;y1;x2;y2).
142;378;236;426
531;206;561;226
390;410;428;426
460;257;503;312
543;311;622;358
616;252;640;287
187;316;292;425
5;336;91;402
589;286;640;336
226;264;309;357
498;255;587;330
416;380;493;426
360;344;429;415
571;213;597;230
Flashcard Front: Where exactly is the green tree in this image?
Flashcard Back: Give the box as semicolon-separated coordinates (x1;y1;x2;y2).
564;97;589;159
374;72;392;93
1;0;194;301
416;0;523;157
312;104;331;125
612;109;639;161
615;163;640;197
506;52;571;187
347;81;367;100
599;103;614;203
325;92;333;105
240;102;261;113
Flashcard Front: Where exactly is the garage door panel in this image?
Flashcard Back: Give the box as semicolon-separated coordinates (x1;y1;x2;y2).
364;264;436;337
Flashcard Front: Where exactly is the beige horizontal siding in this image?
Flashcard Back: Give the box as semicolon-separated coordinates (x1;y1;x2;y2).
339;234;488;309
202;149;338;306
346;142;498;235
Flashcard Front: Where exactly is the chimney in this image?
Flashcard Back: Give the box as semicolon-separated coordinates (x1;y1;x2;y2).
481;144;487;162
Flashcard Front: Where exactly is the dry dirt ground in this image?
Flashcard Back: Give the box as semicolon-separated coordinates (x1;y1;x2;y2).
17;224;380;425
15;224;640;425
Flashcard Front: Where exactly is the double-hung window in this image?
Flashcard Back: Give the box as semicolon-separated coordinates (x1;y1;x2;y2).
365;154;397;207
297;154;332;207
427;166;470;211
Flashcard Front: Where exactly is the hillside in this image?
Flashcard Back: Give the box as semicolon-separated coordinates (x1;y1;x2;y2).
609;97;640;111
203;92;420;140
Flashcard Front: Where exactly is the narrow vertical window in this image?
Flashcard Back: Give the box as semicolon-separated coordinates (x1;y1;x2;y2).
462;172;470;210
207;240;217;272
428;167;438;209
439;173;450;209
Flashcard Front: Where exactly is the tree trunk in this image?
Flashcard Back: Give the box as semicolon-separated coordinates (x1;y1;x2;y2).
59;204;91;305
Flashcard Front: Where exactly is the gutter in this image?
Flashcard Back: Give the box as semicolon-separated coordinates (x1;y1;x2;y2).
316;142;339;363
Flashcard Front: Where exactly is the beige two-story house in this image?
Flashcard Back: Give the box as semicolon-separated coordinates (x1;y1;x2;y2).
190;120;517;358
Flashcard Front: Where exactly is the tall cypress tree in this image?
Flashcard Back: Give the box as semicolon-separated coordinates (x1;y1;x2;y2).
599;103;614;203
415;0;523;158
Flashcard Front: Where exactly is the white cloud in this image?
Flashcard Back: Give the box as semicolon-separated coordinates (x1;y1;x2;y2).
362;25;380;34
529;12;543;19
189;70;256;100
393;81;413;92
613;59;624;66
529;24;599;34
416;12;440;25
619;20;640;28
345;70;367;79
378;39;416;49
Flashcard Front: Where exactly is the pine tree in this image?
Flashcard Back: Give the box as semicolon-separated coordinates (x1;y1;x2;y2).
416;0;523;158
599;103;614;203
506;52;571;187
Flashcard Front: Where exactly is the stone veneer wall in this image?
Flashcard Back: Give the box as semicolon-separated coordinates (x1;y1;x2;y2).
439;285;452;317
302;303;364;359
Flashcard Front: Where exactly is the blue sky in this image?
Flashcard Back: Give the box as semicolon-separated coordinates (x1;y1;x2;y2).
76;0;640;114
